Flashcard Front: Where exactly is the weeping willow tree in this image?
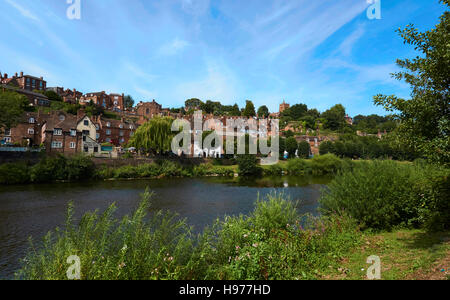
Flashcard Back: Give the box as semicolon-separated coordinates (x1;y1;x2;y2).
129;117;174;154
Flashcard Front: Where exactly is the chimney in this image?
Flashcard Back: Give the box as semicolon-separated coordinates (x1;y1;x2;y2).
20;72;23;77
40;76;43;80
4;73;7;79
14;72;18;77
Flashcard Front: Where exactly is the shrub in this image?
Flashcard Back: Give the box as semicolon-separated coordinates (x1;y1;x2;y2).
286;159;310;175
319;160;450;231
237;155;262;177
310;154;343;175
0;162;30;184
30;155;95;183
263;164;284;176
285;137;298;157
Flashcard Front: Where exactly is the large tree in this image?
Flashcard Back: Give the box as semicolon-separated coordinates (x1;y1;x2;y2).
321;104;347;131
124;95;135;109
243;100;256;117
0;91;29;134
257;105;270;118
282;103;308;120
374;0;449;164
128;117;174;154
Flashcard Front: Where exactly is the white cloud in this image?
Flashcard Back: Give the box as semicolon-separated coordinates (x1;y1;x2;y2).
338;25;366;56
159;38;190;56
5;0;40;22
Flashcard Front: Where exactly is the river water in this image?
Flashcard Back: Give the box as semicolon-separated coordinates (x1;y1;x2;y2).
0;175;331;279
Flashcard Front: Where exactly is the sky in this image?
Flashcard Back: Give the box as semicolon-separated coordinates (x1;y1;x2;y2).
0;0;446;116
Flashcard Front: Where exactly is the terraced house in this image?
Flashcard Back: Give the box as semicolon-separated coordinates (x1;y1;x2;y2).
92;116;136;146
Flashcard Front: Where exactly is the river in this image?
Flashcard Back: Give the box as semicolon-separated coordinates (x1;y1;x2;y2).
0;175;331;279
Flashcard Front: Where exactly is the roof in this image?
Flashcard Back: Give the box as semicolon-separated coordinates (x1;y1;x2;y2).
42;111;78;132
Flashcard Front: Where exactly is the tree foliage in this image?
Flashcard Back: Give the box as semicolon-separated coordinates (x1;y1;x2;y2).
124;95;135;109
243;100;256;117
257;105;270;118
129;117;174;154
374;0;450;165
0;91;29;134
321;104;347;131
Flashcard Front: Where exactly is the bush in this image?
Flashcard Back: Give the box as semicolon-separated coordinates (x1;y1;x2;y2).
17;192;361;280
0;162;30;184
310;154;343;175
237;155;262;177
30;155;95;183
286;159;310;175
320;160;450;231
285;137;298;157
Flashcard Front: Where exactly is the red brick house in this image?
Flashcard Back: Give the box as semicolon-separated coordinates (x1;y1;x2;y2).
40;111;82;155
0;112;42;147
92;116;137;146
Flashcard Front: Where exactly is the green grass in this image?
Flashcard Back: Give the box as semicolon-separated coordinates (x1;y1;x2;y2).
321;229;450;280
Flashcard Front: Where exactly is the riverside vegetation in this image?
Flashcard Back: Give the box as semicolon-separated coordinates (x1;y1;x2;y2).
15;159;449;280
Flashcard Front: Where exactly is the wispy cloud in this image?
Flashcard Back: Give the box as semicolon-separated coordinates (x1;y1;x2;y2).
159;38;190;56
338;25;366;56
5;0;40;22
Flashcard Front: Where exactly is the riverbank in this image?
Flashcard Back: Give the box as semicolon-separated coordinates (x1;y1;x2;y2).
0;153;364;185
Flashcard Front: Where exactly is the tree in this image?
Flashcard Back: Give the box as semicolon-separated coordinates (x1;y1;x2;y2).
257;105;270;118
44;90;63;102
297;141;311;158
282;103;308;120
237;155;262;176
374;0;449;165
0;91;29;134
185;98;203;110
128;117;174;154
285;137;298;157
243;100;256;117
321;104;346;131
124;95;135;109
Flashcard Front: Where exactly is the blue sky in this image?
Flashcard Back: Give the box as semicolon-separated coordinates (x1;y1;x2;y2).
0;0;446;116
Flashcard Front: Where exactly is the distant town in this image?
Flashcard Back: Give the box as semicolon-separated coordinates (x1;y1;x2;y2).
0;70;394;158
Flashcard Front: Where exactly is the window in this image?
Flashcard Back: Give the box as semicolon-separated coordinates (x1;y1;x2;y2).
5;129;11;136
106;130;111;136
70;142;76;149
59;114;65;121
94;147;99;153
4;137;11;143
96;133;100;140
119;131;124;137
29;118;35;124
54;129;62;136
84;146;89;153
119;124;123;129
70;129;77;137
106;122;111;127
120;138;125;143
84;120;89;126
51;141;63;149
28;128;34;135
95;124;99;130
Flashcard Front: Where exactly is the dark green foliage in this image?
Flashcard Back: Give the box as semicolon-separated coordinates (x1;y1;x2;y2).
242;100;256;117
0;91;29;134
30;155;95;183
321;104;346;131
44;90;63;102
0;162;30;184
320;160;450;231
237;155;262;176
297;141;311;158
310;154;343;175
285;137;298;157
257;105;269;118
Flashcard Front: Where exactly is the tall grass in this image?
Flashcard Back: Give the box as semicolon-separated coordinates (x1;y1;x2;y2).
17;192;361;280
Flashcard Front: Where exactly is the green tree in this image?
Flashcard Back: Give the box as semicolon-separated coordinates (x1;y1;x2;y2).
374;0;450;165
285;137;298;157
257;105;270;118
129;117;174;154
124;95;135;109
243;100;256;117
321;104;346;131
0;91;29;134
44;90;62;102
185;98;203;110
297;141;311;158
282;103;308;120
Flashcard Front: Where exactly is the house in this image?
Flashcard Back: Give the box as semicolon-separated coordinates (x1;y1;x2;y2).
1;73;50;107
76;113;101;154
0;112;41;147
1;71;47;92
136;100;162;120
279;101;290;114
109;93;125;112
79;91;110;108
93;116;137;146
40;111;82;155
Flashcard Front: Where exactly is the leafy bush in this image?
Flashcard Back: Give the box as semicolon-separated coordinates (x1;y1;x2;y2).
320;160;450;231
286;159;310;175
30;155;95;183
297;141;311;158
237;155;262;177
310;154;343;175
0;162;30;184
285;137;298;157
17;192;361;280
263;164;284;176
